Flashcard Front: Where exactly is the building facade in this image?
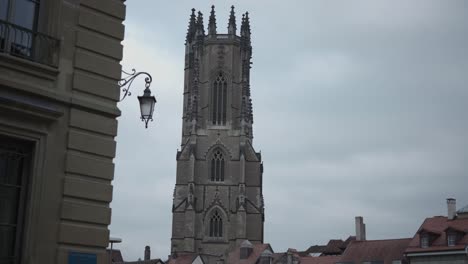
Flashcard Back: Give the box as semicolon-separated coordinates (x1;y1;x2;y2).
0;1;126;263
170;6;264;256
405;199;468;264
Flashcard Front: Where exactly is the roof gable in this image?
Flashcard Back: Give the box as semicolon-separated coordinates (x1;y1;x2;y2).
406;216;468;253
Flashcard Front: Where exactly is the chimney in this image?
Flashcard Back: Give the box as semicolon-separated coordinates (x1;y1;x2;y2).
287;251;293;264
144;246;151;261
355;216;366;241
447;198;456;220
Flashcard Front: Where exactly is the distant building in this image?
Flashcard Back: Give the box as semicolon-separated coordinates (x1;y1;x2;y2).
405;198;468;264
0;1;125;263
338;238;411;264
171;5;264;256
110;246;165;264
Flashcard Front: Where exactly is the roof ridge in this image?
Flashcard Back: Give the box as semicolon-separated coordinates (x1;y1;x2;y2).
352;238;412;242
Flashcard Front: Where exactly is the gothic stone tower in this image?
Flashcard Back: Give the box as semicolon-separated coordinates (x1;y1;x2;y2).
171;6;264;256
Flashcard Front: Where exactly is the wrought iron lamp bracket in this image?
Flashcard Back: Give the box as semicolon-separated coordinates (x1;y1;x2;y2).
118;68;153;101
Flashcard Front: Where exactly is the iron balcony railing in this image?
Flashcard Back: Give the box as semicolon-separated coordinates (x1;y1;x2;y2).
0;19;59;68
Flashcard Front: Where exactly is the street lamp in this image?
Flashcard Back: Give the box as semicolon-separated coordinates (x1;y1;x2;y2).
108;236;122;264
119;69;156;128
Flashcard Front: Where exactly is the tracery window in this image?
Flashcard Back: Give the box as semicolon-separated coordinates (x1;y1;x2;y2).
209;210;223;237
210;149;224;182
211;72;227;125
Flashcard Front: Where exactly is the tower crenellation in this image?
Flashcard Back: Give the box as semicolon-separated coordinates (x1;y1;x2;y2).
172;6;263;256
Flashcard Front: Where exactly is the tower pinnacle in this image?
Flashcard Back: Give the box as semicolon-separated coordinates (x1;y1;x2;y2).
186;8;196;43
196;11;205;38
208;5;217;36
228;5;236;35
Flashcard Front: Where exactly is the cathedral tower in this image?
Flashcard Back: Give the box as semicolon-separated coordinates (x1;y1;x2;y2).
171;6;264;256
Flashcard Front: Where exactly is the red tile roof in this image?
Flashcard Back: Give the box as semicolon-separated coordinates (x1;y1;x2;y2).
299;256;341;264
405;216;468;253
166;253;197;264
227;243;273;264
322;240;344;255
107;249;124;263
339;238;411;264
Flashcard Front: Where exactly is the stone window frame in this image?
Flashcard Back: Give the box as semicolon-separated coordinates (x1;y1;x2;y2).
0;0;61;67
204;206;228;242
210;148;225;182
211;71;228;126
209;210;223;237
0;134;33;264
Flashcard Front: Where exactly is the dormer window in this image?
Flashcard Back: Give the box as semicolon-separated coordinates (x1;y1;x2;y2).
447;233;457;246
420;234;429;248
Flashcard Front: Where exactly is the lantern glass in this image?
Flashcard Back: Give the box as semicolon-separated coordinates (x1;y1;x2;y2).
138;89;156;127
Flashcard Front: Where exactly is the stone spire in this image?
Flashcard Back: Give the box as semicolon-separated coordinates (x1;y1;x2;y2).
208;5;217;37
243;12;251;40
195;11;205;38
186;8;197;43
228;5;236;35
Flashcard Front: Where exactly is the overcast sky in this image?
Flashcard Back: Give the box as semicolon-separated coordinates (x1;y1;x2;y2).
111;1;468;261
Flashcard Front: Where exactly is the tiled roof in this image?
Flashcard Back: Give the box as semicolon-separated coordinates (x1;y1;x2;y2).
341;236;356;250
339;238;411;264
167;253;197;264
298;245;327;257
299;256;341;264
322;240;344;255
457;204;468;214
107;249;124;263
406;216;468;253
305;245;327;253
227;243;273;264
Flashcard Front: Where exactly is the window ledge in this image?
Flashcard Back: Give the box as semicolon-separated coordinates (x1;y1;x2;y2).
0;53;59;81
0;89;63;122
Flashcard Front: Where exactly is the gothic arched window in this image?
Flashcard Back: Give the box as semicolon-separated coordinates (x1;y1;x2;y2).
210;149;224;181
209;210;223;237
212;72;227;125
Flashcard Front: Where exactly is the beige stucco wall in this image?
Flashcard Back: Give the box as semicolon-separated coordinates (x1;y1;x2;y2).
0;0;125;263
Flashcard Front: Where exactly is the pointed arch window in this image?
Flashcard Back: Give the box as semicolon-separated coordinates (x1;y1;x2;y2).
210;149;224;182
211;72;227;125
209;210;223;237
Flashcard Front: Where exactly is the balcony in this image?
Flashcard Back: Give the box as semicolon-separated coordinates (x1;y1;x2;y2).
0;19;59;68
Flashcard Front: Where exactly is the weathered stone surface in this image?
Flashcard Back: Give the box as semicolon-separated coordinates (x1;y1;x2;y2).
64;176;113;202
171;7;263;256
